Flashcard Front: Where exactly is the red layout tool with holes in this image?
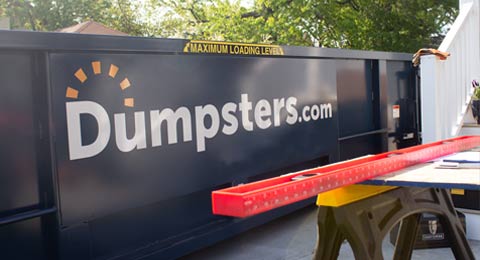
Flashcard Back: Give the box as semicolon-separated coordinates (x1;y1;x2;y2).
212;136;480;218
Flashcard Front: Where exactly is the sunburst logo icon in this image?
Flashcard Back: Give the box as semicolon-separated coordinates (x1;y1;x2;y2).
65;61;134;107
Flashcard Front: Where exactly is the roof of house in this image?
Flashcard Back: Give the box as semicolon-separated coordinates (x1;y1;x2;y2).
57;20;128;36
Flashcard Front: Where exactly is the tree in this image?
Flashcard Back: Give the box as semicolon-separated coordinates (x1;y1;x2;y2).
0;0;158;36
0;0;110;31
311;0;458;52
0;0;458;52
158;0;458;53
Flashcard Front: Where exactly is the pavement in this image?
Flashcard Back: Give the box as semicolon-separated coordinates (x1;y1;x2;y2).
180;205;480;260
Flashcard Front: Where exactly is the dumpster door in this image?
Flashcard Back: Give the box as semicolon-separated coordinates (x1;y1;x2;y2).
0;52;57;260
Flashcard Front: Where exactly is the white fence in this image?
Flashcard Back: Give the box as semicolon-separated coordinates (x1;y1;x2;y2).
420;0;480;143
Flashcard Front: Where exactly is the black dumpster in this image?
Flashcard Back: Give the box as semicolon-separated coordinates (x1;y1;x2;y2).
0;31;418;259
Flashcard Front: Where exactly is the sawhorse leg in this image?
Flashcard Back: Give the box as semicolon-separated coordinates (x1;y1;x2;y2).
314;187;474;260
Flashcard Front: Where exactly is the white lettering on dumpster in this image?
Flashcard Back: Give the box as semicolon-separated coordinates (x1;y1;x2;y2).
66;94;333;160
66;101;111;160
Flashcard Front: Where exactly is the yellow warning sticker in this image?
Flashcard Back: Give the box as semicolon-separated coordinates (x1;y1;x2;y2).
183;40;284;56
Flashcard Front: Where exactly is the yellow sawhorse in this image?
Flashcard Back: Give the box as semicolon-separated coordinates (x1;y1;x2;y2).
314;185;474;260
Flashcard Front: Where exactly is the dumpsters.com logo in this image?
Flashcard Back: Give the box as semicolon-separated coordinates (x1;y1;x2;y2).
65;61;136;160
65;60;334;161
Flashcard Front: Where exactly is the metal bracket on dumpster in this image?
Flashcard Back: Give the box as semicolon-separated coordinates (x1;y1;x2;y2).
211;136;480;218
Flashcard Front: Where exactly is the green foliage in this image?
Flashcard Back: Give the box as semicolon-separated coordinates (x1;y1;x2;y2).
159;0;458;53
312;0;458;52
0;0;111;31
0;0;157;36
0;0;458;53
103;0;152;36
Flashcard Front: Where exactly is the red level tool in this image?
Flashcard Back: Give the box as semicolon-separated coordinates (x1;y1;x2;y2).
212;136;480;218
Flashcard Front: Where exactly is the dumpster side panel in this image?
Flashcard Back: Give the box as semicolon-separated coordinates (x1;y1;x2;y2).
336;59;418;160
0;52;48;259
0;31;419;260
0;52;39;214
337;59;375;138
336;59;383;160
48;53;339;259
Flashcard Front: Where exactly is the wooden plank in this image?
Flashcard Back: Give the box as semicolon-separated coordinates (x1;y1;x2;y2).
364;153;480;190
